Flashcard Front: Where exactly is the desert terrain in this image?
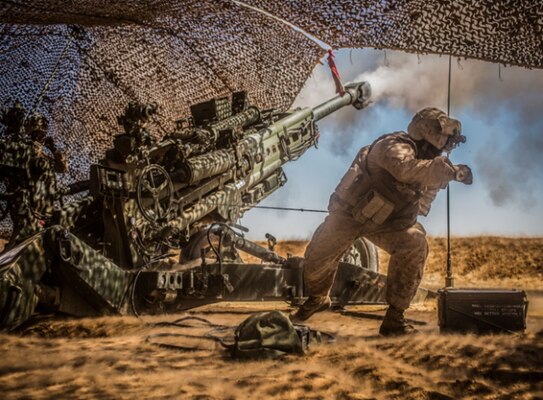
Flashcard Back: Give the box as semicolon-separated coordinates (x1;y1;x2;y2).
0;237;542;399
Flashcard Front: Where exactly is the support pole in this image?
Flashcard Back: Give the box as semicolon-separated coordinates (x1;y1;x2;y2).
445;54;454;288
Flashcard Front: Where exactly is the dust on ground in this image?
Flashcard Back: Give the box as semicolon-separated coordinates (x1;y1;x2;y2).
1;237;542;399
1;301;542;400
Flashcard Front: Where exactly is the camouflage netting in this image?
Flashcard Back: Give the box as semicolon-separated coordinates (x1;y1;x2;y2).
0;0;542;238
1;0;542;181
245;0;543;69
0;0;324;185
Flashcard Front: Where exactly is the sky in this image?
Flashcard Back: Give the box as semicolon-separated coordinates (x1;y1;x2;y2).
241;48;543;240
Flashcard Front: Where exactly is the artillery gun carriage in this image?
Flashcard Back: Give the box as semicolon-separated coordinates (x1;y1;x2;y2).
0;81;426;331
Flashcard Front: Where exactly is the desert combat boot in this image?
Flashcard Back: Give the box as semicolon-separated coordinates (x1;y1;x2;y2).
290;296;331;322
379;306;418;336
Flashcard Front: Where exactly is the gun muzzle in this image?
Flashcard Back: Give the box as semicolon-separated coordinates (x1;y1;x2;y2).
311;81;371;121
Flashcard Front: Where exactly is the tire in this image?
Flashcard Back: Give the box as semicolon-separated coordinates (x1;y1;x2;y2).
340;237;379;272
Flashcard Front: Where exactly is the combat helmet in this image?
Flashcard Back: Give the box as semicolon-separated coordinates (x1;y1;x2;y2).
407;107;463;152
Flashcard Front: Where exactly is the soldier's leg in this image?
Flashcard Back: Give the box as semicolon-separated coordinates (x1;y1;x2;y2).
303;210;364;297
291;210;363;322
365;222;428;335
366;222;428;310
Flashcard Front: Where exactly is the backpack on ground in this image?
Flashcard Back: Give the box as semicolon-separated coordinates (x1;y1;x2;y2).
231;310;329;359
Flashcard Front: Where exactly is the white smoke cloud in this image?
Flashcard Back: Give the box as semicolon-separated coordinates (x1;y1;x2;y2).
355;51;543;114
356;54;450;111
299;49;543;208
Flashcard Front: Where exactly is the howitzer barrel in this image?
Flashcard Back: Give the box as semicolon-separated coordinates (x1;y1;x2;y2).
241;81;371;146
312;82;372;121
241;81;371;189
171;81;372;209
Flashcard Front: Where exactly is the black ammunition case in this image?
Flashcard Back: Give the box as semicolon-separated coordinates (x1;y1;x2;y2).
438;288;527;334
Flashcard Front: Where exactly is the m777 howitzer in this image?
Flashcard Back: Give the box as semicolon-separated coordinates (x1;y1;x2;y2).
0;82;431;330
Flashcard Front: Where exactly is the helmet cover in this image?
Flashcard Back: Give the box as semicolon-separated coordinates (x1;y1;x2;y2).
408;107;461;150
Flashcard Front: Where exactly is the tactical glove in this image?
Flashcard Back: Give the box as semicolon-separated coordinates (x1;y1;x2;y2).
454;164;473;185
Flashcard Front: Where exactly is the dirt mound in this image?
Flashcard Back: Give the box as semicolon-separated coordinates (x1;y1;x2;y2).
423;237;543;290
1;302;542;399
19;316;148;339
341;328;543;399
425;237;543;278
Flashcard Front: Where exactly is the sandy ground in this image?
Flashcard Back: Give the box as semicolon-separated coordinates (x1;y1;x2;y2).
1;237;542;399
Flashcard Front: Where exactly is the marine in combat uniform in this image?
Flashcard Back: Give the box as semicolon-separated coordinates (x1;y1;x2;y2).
291;107;472;335
1;105;67;246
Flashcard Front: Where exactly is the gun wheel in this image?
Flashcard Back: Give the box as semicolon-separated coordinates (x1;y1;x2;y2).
136;164;173;223
341;237;379;272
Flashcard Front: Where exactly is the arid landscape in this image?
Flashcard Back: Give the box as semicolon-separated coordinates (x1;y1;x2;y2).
1;237;542;399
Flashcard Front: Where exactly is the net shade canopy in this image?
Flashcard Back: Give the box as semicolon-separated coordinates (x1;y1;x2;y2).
0;0;541;185
0;0;322;183
245;0;543;69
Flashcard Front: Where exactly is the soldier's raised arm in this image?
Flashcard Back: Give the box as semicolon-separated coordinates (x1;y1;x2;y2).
370;139;456;188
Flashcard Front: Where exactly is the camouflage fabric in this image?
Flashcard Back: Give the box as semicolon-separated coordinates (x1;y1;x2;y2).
0;0;539;188
245;0;543;69
0;1;322;189
304;129;469;310
0;232;48;330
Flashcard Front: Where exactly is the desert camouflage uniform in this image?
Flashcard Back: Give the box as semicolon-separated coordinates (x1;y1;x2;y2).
304;132;456;310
